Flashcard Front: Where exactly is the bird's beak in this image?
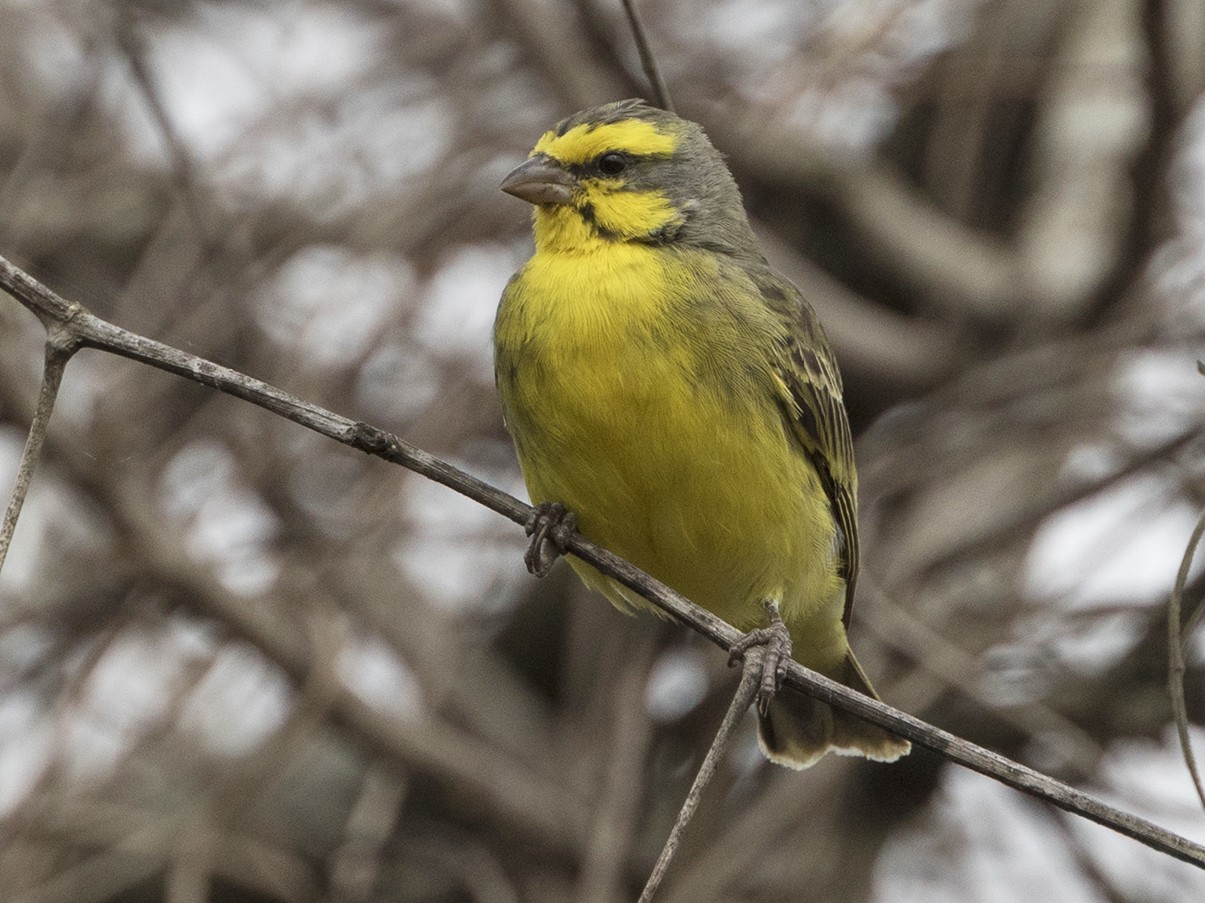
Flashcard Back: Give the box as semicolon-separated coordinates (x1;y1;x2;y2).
500;155;576;206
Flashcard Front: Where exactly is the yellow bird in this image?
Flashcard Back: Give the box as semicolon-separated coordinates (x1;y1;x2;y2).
493;99;909;768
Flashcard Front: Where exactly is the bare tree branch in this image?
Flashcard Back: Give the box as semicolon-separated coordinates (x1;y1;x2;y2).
620;0;673;111
0;327;77;572
640;651;761;903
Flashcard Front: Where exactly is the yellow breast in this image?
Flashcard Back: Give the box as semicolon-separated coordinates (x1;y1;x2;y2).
494;240;843;631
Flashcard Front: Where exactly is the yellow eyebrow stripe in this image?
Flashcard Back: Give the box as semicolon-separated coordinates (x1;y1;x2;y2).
533;120;678;165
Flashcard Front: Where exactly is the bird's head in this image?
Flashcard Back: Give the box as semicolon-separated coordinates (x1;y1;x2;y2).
501;100;761;257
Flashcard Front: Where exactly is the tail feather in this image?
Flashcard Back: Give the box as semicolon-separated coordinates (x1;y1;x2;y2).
757;650;910;770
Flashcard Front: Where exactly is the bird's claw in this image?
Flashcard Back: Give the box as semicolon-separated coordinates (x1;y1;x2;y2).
728;599;792;714
524;502;578;577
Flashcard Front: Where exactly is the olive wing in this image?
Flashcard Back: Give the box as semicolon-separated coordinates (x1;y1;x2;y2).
753;267;860;625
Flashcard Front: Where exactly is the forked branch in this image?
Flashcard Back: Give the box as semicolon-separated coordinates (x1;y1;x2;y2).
0;325;78;572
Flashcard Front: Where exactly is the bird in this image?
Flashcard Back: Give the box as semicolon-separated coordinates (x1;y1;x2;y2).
492;98;909;769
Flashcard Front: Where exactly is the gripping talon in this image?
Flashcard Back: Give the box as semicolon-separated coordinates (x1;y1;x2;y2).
523;502;578;577
727;600;792;714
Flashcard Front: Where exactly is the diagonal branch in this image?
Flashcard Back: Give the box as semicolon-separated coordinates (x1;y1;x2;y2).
2;253;1204;870
620;0;674;111
639;650;761;902
0;325;79;573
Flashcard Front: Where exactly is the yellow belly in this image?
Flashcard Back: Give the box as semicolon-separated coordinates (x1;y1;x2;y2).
494;243;844;634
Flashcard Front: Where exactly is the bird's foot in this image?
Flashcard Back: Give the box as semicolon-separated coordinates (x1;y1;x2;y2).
728;599;792;714
524;502;578;577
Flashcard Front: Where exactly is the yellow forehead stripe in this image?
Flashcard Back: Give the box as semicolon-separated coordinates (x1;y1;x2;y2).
533;119;678;165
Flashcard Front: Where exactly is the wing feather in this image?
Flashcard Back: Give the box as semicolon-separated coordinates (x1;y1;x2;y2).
750;268;860;625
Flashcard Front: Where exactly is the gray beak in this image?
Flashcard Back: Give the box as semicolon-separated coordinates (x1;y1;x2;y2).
500;155;576;205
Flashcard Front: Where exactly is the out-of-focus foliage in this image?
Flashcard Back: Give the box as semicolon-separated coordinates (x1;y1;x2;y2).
1;1;1204;901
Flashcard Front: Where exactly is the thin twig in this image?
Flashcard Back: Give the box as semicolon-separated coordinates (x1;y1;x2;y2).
1170;510;1205;812
620;0;673;111
0;327;78;575
3;255;1205;869
639;651;761;902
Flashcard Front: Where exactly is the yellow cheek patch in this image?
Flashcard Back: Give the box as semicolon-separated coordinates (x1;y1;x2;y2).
534;119;678;164
531;187;681;249
588;185;680;239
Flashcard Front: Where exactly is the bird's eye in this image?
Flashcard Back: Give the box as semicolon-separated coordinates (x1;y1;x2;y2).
597;152;629;176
